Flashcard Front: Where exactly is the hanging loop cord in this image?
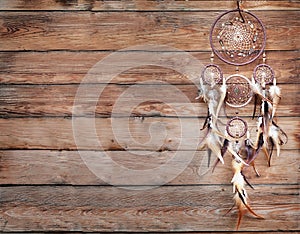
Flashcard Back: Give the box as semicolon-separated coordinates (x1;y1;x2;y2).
237;0;245;23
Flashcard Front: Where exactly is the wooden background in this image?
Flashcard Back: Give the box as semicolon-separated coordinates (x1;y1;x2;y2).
0;0;299;232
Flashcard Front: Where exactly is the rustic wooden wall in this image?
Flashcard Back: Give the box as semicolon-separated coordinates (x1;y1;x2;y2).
0;0;299;232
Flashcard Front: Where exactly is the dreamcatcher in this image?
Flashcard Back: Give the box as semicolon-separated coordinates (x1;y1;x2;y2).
198;1;287;230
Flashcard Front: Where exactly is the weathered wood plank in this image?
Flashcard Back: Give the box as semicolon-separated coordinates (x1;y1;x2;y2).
0;117;297;150
0;11;298;51
0;51;298;84
0;0;299;11
0;185;298;232
0;149;298;185
0;84;298;117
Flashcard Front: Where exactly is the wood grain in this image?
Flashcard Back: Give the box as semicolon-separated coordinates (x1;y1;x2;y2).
0;83;298;117
0;117;298;150
0;51;298;84
0;1;298;233
0;185;298;232
1;0;299;11
0;149;298;186
0;11;299;51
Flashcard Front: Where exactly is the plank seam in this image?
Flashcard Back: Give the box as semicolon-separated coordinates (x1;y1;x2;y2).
0;49;298;53
0;183;298;187
0;9;299;13
0;115;298;119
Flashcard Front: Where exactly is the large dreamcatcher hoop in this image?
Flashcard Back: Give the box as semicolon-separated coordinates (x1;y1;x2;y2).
226;74;253;107
210;9;266;66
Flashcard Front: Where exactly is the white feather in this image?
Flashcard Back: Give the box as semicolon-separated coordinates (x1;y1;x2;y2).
269;85;281;98
215;77;227;119
251;77;263;96
269;124;281;157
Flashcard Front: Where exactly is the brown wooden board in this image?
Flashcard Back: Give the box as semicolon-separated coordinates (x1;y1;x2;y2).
0;185;298;232
0;11;299;51
0;0;299;11
0;117;298;150
0;83;298;117
0;149;298;186
0;51;298;85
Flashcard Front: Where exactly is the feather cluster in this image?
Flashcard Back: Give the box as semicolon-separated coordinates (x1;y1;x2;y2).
198;73;288;230
251;77;288;168
231;159;264;230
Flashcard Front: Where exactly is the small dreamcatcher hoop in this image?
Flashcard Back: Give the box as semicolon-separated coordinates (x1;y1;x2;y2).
226;74;253;108
201;64;223;86
253;64;274;85
210;9;266;66
226;117;248;139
